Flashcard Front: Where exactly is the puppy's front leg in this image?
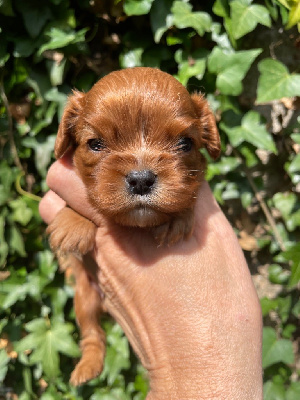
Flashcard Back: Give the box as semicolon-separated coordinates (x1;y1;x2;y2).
152;209;195;246
47;207;97;255
70;257;106;386
47;208;105;385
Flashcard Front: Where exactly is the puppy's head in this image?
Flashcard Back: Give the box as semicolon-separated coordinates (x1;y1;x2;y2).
55;68;220;227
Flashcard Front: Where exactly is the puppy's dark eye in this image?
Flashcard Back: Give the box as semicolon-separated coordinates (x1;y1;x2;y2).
87;138;105;151
176;137;193;152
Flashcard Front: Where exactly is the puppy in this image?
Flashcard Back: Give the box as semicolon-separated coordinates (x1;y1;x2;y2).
47;67;221;385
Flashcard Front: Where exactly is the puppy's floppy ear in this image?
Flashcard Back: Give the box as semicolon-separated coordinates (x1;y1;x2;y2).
55;90;85;159
191;93;221;160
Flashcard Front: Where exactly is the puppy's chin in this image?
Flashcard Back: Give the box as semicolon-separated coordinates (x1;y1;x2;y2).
113;207;170;228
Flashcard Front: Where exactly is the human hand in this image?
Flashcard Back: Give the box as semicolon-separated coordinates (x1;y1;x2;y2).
39;153;262;399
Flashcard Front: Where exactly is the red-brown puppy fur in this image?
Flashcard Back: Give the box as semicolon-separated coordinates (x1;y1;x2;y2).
47;67;221;385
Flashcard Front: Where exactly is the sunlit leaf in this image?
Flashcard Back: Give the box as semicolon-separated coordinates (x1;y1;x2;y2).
124;0;154;16
257;59;300;103
264;380;285;400
262;327;294;368
230;0;271;39
208;47;262;95
171;1;212;36
221;111;277;153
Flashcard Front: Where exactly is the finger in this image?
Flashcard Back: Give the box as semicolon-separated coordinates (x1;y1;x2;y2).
39;190;66;224
46;154;101;224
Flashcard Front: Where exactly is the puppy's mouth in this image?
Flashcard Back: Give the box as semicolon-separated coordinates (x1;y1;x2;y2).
114;201;169;228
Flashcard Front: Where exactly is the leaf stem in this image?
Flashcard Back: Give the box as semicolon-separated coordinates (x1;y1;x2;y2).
15;172;42;202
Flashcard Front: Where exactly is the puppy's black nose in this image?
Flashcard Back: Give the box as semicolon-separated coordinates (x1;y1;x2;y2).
126;170;157;196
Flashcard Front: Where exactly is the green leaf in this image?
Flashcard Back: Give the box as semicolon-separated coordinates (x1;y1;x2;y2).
13;37;38;58
257;59;300;103
175;48;207;86
221;111;277;153
0;41;10;67
282;324;296;339
263;380;285;400
212;0;230;18
7;224;26;257
120;48;143;68
268;264;289;284
286;381;300;400
280;244;300;288
288;153;300;173
208;47;262;95
289;260;300;288
171;1;212;36
46;58;68;86
206;156;241;180
124;0;154;16
29;331;60;378
102;323;130;385
273;192;297;220
0;0;14;16
49;322;80;358
38;27;88;56
0;349;9;382
17;319;79;379
286;209;300;231
9;198;33;226
210;22;233;52
150;0;173;43
260;297;279;317
262;327;294;368
230;0;271;39
15;0;52;38
286;1;300;29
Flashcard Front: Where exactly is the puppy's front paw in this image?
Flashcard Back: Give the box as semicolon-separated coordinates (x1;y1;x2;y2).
152;212;194;246
47;207;97;255
70;355;104;386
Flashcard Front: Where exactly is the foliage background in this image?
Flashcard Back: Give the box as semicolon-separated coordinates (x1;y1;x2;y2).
0;0;300;398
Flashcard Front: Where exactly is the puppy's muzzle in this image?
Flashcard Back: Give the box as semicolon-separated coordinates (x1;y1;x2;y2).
126;170;157;196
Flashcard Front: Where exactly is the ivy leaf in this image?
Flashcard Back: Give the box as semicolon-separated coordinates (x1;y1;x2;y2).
286;0;300;29
206;156;241;180
221;111;277;153
15;0;52;38
210;22;233;51
288;153;300;173
38;27;88;56
16;319;79;379
9;198;33;226
124;0;154;16
286;382;300;400
175;48;207;86
0;349;9;382
49;322;80;358
120;48;143;69
268;264;289;284
213;0;230;18
257;59;300;103
208;47;262;95
264;380;285;400
171;1;212;36
150;0;173;43
101;323;130;385
230;0;271;39
280;243;300;262
262;327;294;368
273;192;296;220
7;224;26;257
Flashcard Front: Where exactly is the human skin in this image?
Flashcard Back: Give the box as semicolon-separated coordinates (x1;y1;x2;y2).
39;153;263;399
